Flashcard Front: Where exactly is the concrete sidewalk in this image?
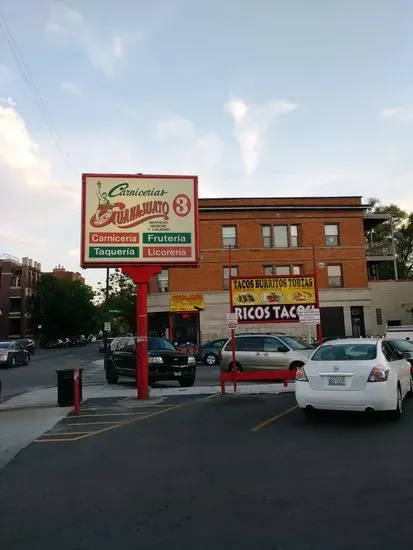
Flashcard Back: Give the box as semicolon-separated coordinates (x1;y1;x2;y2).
0;381;295;411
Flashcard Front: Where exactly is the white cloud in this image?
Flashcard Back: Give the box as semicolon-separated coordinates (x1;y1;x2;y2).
379;106;413;123
0;100;80;271
226;97;298;175
46;2;126;76
60;81;82;96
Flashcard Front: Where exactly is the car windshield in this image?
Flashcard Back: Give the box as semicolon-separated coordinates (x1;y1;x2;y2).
277;335;312;350
0;342;11;349
312;343;377;361
148;338;176;351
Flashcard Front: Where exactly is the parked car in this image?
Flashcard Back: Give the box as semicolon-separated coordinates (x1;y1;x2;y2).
15;338;35;355
104;336;196;387
388;339;413;365
71;335;87;346
295;338;412;419
195;338;227;366
219;333;314;372
0;341;30;367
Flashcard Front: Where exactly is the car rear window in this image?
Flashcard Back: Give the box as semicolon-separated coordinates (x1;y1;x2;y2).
0;342;10;349
311;343;377;361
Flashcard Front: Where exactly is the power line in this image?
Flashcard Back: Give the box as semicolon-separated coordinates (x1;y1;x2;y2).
0;9;74;171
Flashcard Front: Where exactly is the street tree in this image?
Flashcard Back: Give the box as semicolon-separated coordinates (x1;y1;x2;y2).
34;275;98;341
95;269;137;333
367;199;413;279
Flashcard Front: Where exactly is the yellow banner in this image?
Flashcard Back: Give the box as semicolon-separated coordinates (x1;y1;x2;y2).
231;276;316;306
169;293;205;312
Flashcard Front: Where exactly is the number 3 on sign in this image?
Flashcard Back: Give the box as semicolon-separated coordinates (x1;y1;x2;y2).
173;194;191;217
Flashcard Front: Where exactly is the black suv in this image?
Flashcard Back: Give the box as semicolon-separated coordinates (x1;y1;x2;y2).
104;336;196;387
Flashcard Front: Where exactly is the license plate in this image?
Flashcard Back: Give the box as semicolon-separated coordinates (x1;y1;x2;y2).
328;376;345;386
173;371;182;377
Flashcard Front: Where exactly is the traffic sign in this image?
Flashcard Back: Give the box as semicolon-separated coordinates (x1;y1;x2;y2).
108;309;121;314
298;308;320;324
227;312;238;330
104;321;111;332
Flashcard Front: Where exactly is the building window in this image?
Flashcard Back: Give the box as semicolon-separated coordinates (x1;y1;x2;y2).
327;264;343;288
376;308;383;326
223;266;238;290
9;298;22;313
157;269;169;292
262;226;272;248
262;225;299;248
11;275;21;287
222;226;237;248
263;265;302;276
325;224;339;247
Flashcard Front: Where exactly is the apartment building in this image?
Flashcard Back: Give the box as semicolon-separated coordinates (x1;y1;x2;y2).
45;265;85;284
147;196;403;344
0;255;41;340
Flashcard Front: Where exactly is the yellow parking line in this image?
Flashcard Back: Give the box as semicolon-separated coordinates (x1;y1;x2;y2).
34;436;85;443
251;405;298;432
42;431;91;436
204;393;220;400
72;412;148;418
33;404;182;443
75;405;181;441
63;421;124;426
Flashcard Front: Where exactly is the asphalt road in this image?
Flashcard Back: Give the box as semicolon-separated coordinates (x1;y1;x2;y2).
1;392;413;549
0;344;101;401
0;344;220;401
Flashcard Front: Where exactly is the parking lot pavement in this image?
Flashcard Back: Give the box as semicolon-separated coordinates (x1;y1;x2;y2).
1;393;413;549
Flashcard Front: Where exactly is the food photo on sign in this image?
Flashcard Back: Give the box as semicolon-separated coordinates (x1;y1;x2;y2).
230;276;317;323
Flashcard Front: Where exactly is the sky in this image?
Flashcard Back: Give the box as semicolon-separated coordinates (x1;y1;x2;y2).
0;0;412;287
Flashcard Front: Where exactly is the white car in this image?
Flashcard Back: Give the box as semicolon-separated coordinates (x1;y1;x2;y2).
295;339;412;420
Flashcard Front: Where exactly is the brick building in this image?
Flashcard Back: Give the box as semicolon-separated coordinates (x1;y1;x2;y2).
0;255;41;340
45;265;85;284
147;196;403;344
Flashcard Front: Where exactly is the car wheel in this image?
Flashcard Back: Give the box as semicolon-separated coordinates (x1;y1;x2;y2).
24;354;29;366
409;372;413;397
302;407;316;419
390;385;403;421
204;353;217;366
227;362;243;373
105;364;118;385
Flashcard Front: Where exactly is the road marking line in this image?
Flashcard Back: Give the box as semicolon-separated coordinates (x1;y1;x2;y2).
74;405;182;441
71;412;148;418
204;393;220;400
33;405;182;443
42;431;92;436
34;436;85;443
251;405;298;432
63;421;124;426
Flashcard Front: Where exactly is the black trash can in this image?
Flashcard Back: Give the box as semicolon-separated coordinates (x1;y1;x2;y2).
56;368;83;407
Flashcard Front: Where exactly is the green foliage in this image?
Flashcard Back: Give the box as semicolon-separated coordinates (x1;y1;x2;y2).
34;275;98;340
367;198;413;279
95;269;136;333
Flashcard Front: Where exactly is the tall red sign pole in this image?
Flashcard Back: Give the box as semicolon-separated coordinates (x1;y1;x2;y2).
229;245;237;393
122;266;161;400
312;243;323;345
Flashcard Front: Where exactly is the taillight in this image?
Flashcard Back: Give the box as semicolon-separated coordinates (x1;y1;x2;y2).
0;351;8;360
367;366;389;382
296;367;308;382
